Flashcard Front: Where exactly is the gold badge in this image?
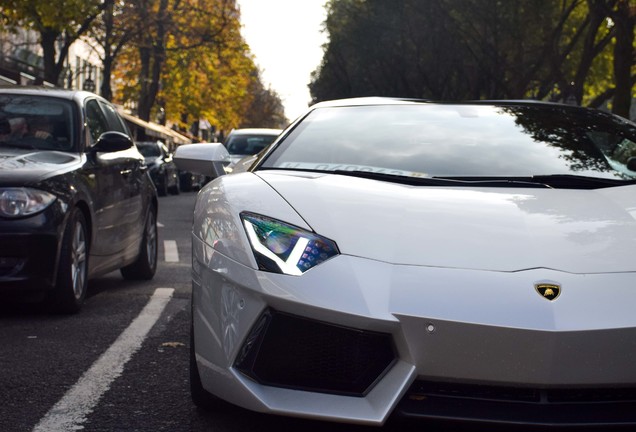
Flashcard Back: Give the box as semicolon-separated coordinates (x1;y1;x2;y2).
535;283;561;301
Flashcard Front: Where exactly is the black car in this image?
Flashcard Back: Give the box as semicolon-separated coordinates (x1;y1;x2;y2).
0;87;158;313
178;169;206;192
136;140;180;196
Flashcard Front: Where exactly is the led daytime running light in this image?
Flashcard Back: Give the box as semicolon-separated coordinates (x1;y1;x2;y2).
241;213;339;275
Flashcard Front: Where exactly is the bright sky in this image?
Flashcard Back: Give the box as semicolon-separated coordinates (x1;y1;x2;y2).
237;0;329;122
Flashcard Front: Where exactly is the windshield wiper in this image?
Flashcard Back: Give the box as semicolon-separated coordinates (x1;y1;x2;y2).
433;176;553;188
331;170;459;186
266;167;633;189
332;171;553;188
530;174;636;189
440;174;636;189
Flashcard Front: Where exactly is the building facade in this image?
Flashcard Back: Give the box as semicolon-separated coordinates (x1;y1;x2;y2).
0;27;101;91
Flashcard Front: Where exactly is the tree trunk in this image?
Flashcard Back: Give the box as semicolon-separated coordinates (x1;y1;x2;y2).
137;45;152;121
41;30;60;84
136;0;168;122
610;0;634;118
101;56;114;101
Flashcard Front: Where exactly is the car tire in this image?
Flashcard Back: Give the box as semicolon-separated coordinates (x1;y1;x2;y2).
169;175;180;195
120;206;157;280
180;174;192;192
48;208;89;314
190;321;223;410
157;176;168;197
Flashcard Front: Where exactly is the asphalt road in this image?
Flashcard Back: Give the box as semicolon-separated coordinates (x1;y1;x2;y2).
0;190;528;432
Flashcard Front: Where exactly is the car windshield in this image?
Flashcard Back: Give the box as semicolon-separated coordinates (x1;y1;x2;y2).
261;103;636;184
136;142;161;157
226;133;278;156
0;95;75;151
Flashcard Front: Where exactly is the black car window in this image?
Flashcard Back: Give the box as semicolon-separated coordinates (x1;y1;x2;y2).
85;99;109;145
98;100;129;135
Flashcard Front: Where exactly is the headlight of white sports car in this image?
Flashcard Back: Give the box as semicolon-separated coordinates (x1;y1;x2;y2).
0;187;56;218
241;212;339;275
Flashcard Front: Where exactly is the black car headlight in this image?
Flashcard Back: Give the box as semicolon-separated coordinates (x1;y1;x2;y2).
241;212;339;275
0;187;56;218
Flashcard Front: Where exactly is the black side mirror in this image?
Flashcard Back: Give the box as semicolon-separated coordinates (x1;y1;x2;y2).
93;131;133;152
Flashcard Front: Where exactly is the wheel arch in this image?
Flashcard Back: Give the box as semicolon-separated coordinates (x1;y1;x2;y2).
73;200;93;251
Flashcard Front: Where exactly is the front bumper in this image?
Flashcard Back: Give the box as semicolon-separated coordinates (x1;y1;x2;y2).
396;380;636;427
192;241;636;426
0;206;65;293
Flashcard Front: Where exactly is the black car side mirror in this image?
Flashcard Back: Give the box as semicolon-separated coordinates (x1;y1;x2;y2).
93;131;134;152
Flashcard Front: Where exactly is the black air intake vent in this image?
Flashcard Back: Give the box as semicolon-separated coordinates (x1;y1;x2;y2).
235;309;396;396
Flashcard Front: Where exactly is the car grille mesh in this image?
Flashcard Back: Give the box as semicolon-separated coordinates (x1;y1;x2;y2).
0;257;22;276
407;380;636;403
234;309;396;396
397;380;636;425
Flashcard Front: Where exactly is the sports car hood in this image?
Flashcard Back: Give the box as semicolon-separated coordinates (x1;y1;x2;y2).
0;149;80;183
257;171;636;273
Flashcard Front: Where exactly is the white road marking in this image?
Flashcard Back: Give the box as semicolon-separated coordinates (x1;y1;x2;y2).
164;240;179;262
32;288;175;432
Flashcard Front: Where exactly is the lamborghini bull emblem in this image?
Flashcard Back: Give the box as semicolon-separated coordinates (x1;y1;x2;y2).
535;283;561;301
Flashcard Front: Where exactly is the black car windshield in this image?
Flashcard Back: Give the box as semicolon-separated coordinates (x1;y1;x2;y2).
0;95;75;151
261;103;636;184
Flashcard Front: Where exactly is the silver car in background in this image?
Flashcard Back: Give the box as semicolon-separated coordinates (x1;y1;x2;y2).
222;128;281;172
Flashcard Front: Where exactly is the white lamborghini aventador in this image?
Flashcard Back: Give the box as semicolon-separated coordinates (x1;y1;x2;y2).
175;97;636;428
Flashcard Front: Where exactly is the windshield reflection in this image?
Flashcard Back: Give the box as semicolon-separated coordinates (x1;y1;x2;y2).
263;104;636;181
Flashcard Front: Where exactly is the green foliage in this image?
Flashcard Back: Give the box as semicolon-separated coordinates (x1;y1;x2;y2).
310;0;634;117
1;0;284;131
111;0;284;133
241;76;288;129
1;0;103;32
1;0;107;85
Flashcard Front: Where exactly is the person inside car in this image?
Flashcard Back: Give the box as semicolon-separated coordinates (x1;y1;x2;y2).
0;118;10;141
0;117;28;142
28;116;55;140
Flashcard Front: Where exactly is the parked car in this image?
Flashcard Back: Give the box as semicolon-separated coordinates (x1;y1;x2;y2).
135;140;180;196
175;97;636;427
223;128;282;172
0;87;158;313
178;168;206;192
